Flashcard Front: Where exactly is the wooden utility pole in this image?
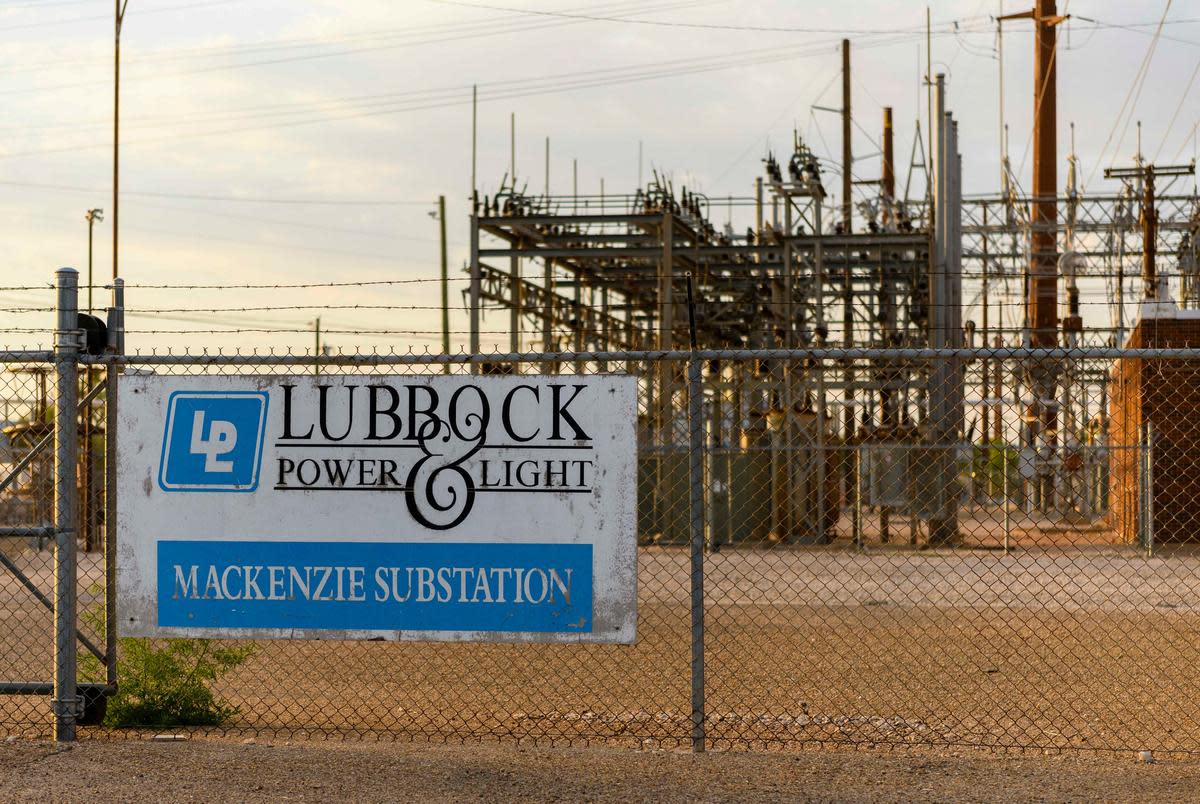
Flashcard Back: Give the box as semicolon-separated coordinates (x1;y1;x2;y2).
1141;165;1157;298
1030;0;1059;351
841;39;852;233
881;107;895;210
999;0;1067;349
1000;0;1068;508
1104;162;1191;301
113;0;128;283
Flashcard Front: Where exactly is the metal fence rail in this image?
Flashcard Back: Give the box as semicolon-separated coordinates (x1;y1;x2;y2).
6;277;1200;753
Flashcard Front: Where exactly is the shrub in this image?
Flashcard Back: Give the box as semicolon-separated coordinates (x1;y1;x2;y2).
81;605;254;728
102;638;255;727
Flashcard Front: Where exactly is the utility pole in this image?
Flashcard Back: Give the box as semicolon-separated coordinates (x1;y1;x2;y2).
840;39;854;494
999;0;1068;509
1030;0;1060;352
1142;165;1157;299
438;195;450;372
882;107;895;225
1104;161;1193;304
841;39;852;233
113;0;128;284
996;1;1067;345
85;209;104;313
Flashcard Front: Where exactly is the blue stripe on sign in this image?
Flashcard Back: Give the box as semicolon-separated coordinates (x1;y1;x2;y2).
157;540;593;633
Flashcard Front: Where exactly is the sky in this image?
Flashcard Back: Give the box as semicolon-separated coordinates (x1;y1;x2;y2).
0;0;1197;353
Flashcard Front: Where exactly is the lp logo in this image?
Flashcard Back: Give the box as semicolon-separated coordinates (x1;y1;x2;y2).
159;391;269;492
190;411;237;472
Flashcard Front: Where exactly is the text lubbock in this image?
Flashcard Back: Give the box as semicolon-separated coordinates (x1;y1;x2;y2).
277;381;593;444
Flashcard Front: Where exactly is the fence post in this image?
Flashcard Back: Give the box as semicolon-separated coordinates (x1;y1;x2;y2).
1144;420;1155;559
104;277;124;690
53;267;80;741
853;444;863;551
685;276;705;753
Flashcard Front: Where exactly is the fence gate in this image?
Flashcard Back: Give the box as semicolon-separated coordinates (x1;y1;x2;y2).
1;270;118;739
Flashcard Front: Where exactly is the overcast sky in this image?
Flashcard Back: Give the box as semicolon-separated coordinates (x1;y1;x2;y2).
0;0;1197;352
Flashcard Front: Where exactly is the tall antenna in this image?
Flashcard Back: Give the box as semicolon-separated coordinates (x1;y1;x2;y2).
471;85;477;201
998;0;1006;190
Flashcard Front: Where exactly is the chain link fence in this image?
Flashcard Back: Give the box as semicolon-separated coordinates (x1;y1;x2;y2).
6;312;1200;752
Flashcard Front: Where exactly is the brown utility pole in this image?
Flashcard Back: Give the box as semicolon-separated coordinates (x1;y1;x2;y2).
998;0;1068;349
999;0;1068;508
1105;161;1192;302
841;39;852;233
113;0;128;283
1029;0;1060;351
881;107;895;220
1141;165;1157;298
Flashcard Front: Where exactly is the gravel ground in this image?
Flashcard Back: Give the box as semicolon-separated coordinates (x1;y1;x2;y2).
6;541;1200;752
3;738;1200;802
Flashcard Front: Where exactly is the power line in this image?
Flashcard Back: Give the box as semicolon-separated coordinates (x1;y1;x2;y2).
1086;1;1174;187
129;304;478;313
0;32;933;160
0;179;430;206
0;0;697;76
1108;1;1174;169
118;279;470;289
0;0;713;97
1154;51;1200;161
0;0;236;33
429;0;987;35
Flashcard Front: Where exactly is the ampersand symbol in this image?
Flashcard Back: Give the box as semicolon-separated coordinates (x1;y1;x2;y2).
404;389;488;530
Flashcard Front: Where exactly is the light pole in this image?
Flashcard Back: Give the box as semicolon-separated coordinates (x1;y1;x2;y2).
85;209;104;313
429;198;450;373
113;0;128;285
82;207;103;554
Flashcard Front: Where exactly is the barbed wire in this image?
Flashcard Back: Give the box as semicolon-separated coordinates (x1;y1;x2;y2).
127;304;480;313
120;278;475;289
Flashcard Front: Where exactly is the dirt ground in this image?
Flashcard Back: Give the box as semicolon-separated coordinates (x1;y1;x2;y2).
7;542;1200;751
3;738;1200;803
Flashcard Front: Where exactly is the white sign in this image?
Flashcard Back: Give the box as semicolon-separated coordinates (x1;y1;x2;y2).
117;374;638;643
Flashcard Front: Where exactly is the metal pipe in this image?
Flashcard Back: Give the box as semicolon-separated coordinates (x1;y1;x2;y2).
1142;165;1157;299
0;379;107;497
0;551;106;663
54;267;80;741
469;211;481;366
439;195;450;371
83;346;1200;368
0;527;55;538
685;275;705;753
104;277;123;690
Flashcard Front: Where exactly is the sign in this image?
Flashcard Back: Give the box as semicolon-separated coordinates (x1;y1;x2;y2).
117;374;637;643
